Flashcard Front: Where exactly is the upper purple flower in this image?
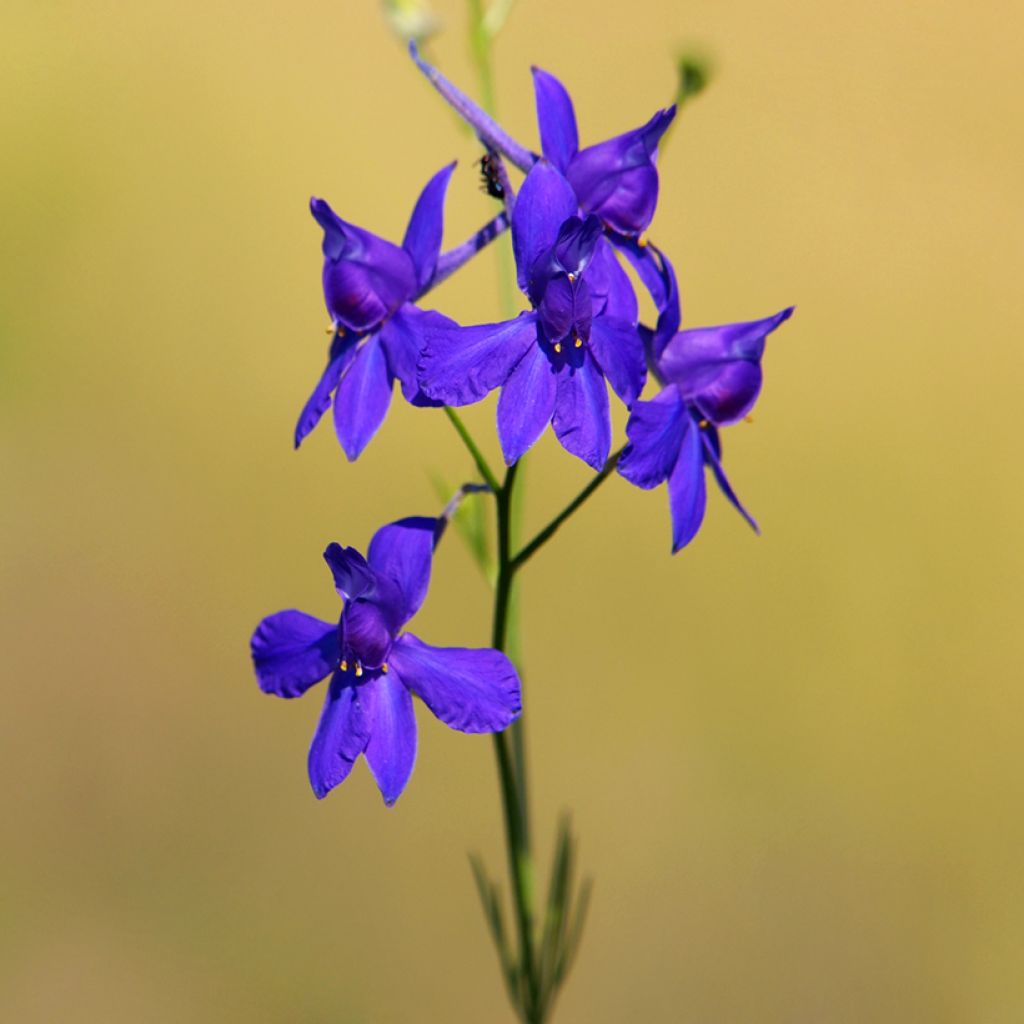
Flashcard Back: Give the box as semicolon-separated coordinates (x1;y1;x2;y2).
417;162;647;471
618;307;794;552
296;163;508;460
410;44;675;239
251;517;522;804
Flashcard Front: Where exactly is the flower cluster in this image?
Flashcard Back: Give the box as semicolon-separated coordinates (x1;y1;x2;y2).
252;45;793;803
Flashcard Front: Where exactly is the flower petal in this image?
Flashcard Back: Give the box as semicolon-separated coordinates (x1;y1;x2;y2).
552;350;611;470
618;386;687;489
532;67;579;173
587;315;646;406
293;335;359;449
378;304;449;406
251;611;339;698
587;237;638;323
659;307;794;424
390;634;521;734
323;543;375;601
497;342;557;465
311;198;417;332
418;311;538;406
367;516;437;625
332;333;392;460
513;162;579;295
701;428;760;535
615;240;679;358
363;670;418;806
566;107;675;236
666;414;707;552
402;162;456;290
409;42;535;172
307;672;374;799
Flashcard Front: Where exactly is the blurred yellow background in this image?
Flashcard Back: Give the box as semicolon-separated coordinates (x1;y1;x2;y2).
3;0;1023;1020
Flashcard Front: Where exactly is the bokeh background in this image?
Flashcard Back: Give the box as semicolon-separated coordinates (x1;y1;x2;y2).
3;0;1023;1020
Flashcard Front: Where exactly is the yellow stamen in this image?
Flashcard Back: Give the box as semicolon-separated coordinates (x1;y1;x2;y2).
574;337;583;348
567;272;576;283
637;234;649;248
699;419;709;428
354;662;363;678
340;660;348;672
381;664;389;674
554;342;562;353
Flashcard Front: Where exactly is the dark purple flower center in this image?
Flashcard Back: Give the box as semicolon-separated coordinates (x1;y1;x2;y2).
338;595;397;676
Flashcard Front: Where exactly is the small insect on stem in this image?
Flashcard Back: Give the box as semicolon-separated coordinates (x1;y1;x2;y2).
479;153;505;200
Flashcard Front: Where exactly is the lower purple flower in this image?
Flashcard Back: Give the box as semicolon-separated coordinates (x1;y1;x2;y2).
251;517;522;804
618;307;794;552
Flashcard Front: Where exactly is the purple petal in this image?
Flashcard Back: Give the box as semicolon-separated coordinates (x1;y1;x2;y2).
588;315;646;406
532;67;579;173
513;162;579;295
701;429;759;535
307;672;374;799
666;415;707;552
402;162;456;290
587;237;638;323
418;312;538;406
566;107;676;236
615;241;680;358
363;671;418;806
659;308;794;424
618;386;687;489
552;350;611;470
323;543;375;600
552;215;603;277
379;304;449;406
409;42;535;172
251;610;339;698
390;634;521;734
332;334;392;460
367;516;437;625
293;335;359;449
311;198;417;332
497;342;557;465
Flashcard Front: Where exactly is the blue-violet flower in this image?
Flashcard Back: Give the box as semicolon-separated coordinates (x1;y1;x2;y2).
251;517;522;803
296;163;508;459
617;307;794;551
418;162;647;471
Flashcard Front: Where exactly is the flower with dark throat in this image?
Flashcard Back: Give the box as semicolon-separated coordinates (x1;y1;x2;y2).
618;307;794;551
251;517;522;804
418;162;646;471
296;162;508;459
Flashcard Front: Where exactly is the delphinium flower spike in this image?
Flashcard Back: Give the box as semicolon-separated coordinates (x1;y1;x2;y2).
418;161;647;471
618;307;795;551
251;516;522;803
296;163;509;459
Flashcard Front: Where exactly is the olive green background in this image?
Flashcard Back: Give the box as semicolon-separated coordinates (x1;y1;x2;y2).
3;1;1022;1021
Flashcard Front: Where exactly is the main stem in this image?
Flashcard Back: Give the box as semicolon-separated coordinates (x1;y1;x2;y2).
491;461;541;1021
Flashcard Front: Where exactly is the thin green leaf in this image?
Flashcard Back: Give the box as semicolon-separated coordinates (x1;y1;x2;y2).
468;854;520;1005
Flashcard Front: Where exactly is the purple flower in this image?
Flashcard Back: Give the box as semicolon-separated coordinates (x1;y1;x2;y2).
296;163;508;460
410;45;675;332
618;307;794;552
418;162;647;471
410;44;675;239
251;517;522;804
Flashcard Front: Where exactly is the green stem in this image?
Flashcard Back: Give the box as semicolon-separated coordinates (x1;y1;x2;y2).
491;461;540;1019
512;448;623;572
444;406;500;493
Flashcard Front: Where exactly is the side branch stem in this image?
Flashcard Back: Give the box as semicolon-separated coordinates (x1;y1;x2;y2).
444;407;501;493
511;448;623;571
